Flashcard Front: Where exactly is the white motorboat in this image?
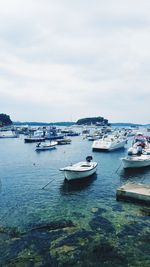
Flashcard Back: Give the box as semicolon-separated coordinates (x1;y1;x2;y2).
60;156;97;181
35;141;57;151
0;131;19;138
121;154;150;169
92;135;126;151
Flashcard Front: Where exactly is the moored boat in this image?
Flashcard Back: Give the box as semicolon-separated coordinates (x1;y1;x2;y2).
0;131;19;138
24;137;45;143
121;154;150;169
128;133;150;155
57;139;71;145
60;156;97;181
92;134;127;151
24;129;45;143
35;141;57;151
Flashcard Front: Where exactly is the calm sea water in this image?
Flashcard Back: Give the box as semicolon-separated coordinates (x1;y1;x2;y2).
0;129;150;267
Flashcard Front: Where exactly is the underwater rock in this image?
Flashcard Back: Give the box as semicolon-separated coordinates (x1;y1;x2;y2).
54;229;93;248
91;207;106;215
91;207;98;213
2;248;42;267
72;212;85;218
50;238;128;267
92;241;127;265
139;232;150;243
26;219;75;233
89;215;115;234
50;244;76;257
0;226;21;238
112;203;123;212
139;207;150;217
117;222;147;238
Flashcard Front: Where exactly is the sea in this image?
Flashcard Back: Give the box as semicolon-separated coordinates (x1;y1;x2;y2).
0;128;150;267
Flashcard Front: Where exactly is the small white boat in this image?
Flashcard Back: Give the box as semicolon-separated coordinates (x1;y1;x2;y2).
92;135;126;151
121;154;150;169
60;156;97;181
35;141;57;151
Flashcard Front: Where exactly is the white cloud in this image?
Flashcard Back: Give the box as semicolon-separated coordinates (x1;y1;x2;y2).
0;0;150;123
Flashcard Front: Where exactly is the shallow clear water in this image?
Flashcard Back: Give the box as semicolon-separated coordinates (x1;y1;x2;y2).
0;132;150;266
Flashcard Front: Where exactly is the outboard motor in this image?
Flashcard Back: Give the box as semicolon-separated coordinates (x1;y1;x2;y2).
86;156;93;162
36;142;41;147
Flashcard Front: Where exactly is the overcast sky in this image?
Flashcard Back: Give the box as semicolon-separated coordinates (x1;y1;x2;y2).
0;0;150;123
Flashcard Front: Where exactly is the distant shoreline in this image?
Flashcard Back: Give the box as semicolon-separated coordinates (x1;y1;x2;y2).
12;121;150;127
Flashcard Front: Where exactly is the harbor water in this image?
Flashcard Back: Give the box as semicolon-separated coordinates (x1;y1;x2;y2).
0;131;150;266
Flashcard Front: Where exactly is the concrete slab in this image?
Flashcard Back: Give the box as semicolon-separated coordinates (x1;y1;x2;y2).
116;183;150;205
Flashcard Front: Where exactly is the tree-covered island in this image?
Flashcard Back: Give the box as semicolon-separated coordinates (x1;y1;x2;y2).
76;116;110;126
0;113;12;127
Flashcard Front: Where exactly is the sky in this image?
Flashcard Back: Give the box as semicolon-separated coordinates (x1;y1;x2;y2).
0;0;150;124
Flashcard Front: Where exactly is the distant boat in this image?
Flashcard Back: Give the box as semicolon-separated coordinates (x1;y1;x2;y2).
87;135;101;141
45;127;64;140
24;137;45;143
60;156;97;181
0;131;19;138
66;131;80;137
35;141;57;151
24;129;45;143
57;139;71;145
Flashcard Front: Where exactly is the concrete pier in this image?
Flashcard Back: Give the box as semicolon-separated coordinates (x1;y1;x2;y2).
116;183;150;205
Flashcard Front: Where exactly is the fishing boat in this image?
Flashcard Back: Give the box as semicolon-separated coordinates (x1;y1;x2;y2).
121;154;150;169
35;141;57;151
24;130;45;143
60;156;97;181
45;127;64;140
24;137;45;143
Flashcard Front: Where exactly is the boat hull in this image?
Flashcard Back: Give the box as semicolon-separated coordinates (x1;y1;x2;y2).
35;146;56;151
24;138;45;143
122;156;150;169
35;141;57;151
92;140;126;151
0;132;19;138
61;162;97;181
63;166;97;181
0;135;18;138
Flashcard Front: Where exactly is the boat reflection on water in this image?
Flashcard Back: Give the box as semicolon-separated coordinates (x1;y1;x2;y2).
119;166;150;184
0;178;2;193
60;173;97;194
